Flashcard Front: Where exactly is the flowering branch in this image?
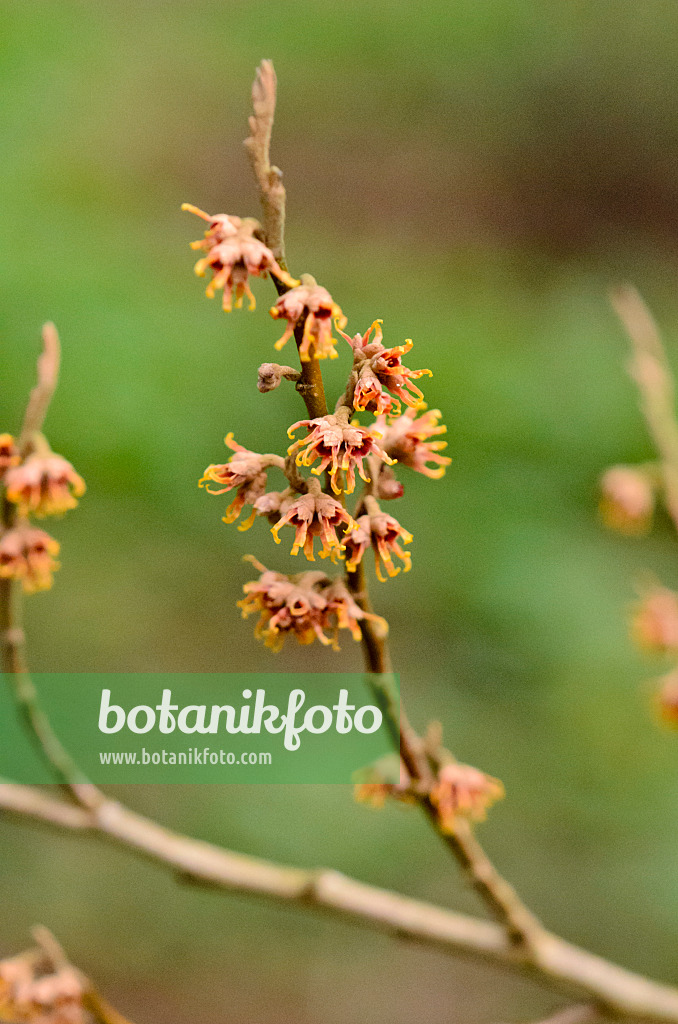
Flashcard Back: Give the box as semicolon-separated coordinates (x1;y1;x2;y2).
3;781;678;1022
0;325;97;809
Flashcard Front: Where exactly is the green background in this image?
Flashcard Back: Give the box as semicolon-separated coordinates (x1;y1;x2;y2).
2;1;678;1021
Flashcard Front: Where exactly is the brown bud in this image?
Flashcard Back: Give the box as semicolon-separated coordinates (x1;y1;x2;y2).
257;362;300;393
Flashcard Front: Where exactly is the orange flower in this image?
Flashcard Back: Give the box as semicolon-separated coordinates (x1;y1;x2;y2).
322;578;388;643
4;453;85;517
632;586;678;654
287;411;395;496
0;525;60;593
270;488;356;561
344;510;412;581
270;282;346;361
430;763;504;834
238;559;387;651
239;561;333;652
182;204;298;311
0;948;86;1024
0;434;19;478
199;434;284;528
599;465;655;535
373;407;451;479
340;320;431;413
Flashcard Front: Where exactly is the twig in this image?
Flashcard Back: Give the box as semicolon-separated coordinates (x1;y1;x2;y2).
610;286;678;533
244;60;287;266
244;55;546;957
18;322;60;455
0;326;102;810
1;781;678;1022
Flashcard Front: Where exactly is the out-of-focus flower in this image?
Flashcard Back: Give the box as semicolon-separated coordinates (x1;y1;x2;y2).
375;465;404;501
355;762;412;808
182;204;298;311
238;559;387;651
270;488;356;561
287;412;395;495
373;407;451;479
0;525;60;593
0;434;19;478
430;762;505;834
657;669;678;727
199;434;284;529
4;454;85;517
270;282;346;361
322;578;388;643
599;465;656;535
238;560;333;651
632;585;678;654
340;320;431;412
0;949;86;1024
344;510;412;581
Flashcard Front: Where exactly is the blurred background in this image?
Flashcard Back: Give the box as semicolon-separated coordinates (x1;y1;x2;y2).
2;1;678;1021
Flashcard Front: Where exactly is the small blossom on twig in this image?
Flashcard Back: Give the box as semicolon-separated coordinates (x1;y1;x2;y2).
344;508;412;581
4;453;86;517
270;486;356;561
632;585;678;654
287;410;395;496
341;320;431;412
270;281;346;361
199;433;284;529
374;464;404;500
430;762;505;834
238;559;333;651
355;762;413;808
238;558;387;651
322;577;389;643
0;524;60;593
373;407;451;479
0;942;87;1024
182;204;298;311
599;465;656;535
0;434;19;478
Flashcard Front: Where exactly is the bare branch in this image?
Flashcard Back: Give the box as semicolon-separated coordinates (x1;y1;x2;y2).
2;782;678;1022
19;322;61;454
244;60;287;264
611;286;678;533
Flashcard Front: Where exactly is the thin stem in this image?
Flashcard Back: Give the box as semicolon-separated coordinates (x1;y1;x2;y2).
1;326;101;809
611;286;678;533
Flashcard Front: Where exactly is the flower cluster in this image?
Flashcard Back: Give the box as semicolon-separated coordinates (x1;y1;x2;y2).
187;202;451;652
0;435;84;593
0;946;86;1024
341;320;431;415
287;411;394;496
182;204;298;311
238;557;387;652
270;486;356;561
270;281;346;361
